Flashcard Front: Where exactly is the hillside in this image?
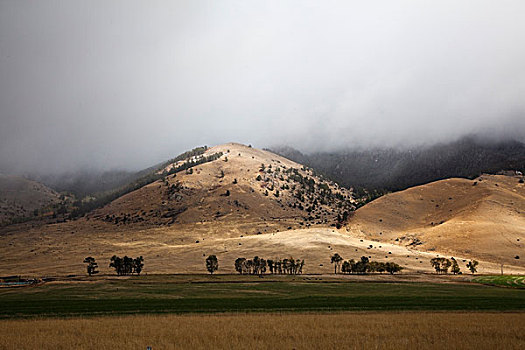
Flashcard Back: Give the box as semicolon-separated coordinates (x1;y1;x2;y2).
87;143;356;230
348;174;525;268
0;175;62;226
1;144;524;277
272;136;525;192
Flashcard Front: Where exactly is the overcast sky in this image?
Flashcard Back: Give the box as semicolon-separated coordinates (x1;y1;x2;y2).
1;1;524;174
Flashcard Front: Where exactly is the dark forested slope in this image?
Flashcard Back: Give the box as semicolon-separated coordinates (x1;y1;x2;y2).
272;136;525;192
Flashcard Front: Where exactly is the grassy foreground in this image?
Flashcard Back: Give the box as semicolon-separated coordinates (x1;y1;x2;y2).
1;274;525;318
1;312;524;349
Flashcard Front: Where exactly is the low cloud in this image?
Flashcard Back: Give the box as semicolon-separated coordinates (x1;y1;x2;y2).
1;1;524;174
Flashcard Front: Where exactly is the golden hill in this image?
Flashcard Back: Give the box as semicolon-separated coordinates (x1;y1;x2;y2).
87;143;355;230
348;174;525;268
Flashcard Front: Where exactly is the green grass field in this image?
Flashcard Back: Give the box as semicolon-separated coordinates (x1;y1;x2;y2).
1;275;525;318
473;275;525;289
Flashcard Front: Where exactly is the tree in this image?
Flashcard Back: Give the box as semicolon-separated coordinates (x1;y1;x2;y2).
235;257;246;274
206;255;219;274
109;255;123;275
385;262;403;274
430;257;451;274
342;261;350;274
451;258;460;275
83;257;99;276
109;255;144;276
466;260;478;274
123;256;133;275
133;256;144;275
267;259;274;274
331;253;343;274
355;256;370;274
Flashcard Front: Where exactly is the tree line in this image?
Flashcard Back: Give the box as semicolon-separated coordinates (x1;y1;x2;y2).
83;256;145;276
234;256;305;276
84;254;479;276
430;257;478;274
165;152;223;176
331;253;403;274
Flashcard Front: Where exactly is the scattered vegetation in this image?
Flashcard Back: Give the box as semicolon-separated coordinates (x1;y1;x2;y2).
255;164;355;226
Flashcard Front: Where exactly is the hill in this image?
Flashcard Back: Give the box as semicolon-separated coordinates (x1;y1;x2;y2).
86;143;356;229
271;136;525;192
0;175;62;226
1;144;524;277
348;174;525;268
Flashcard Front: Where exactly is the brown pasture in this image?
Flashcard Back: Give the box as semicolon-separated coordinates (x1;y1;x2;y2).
1;312;524;349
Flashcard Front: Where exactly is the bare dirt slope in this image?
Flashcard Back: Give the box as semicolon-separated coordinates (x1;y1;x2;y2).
0;174;61;225
348;174;525;268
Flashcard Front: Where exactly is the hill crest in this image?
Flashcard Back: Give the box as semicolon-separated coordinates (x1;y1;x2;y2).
87;142;356;230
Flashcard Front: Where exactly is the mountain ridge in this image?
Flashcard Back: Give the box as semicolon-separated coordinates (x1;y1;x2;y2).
271;136;525;192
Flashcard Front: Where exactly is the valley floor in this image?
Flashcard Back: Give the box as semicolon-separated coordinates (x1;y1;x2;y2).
1;312;524;349
1;224;523;277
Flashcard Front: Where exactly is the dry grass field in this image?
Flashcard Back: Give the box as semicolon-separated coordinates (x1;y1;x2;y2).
2;223;523;277
1;312;524;349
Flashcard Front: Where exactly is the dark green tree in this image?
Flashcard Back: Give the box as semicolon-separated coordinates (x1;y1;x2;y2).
466;260;478;274
430;257;451;274
206;255;219;274
355;256;370;274
331;253;343;274
109;255;123;275
385;262;403;274
235;257;246;274
83;257;99;276
133;256;144;275
451;258;461;275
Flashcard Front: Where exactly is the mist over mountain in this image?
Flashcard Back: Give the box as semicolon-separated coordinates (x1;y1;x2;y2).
1;1;525;174
271;136;525;192
29;170;138;198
